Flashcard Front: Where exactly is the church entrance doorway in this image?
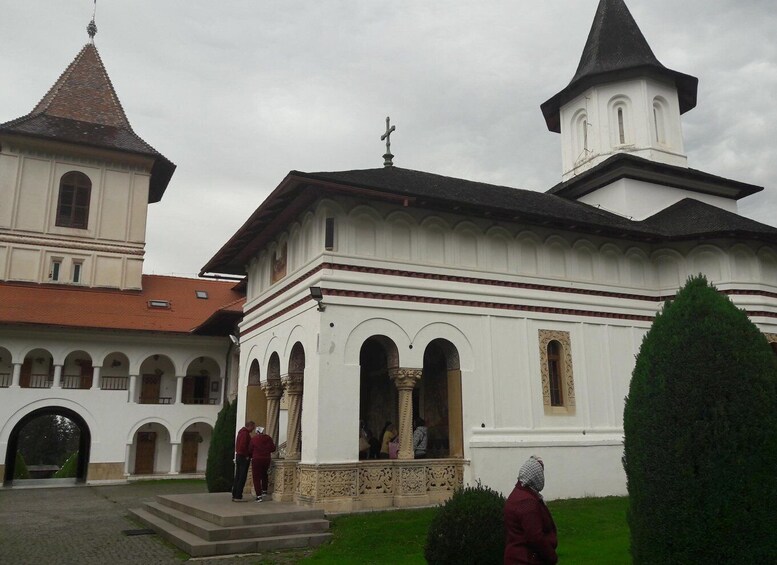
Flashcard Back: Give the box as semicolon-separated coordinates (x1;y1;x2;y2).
3;406;91;485
180;432;199;473
134;432;156;474
245;360;268;432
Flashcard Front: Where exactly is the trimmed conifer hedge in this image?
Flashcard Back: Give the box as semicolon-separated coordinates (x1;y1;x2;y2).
206;400;237;492
623;275;777;563
54;452;78;478
14;451;30;479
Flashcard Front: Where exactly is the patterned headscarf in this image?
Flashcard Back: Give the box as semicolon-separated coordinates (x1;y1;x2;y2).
518;455;545;493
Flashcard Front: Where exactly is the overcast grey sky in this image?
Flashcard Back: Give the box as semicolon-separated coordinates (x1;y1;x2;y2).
2;0;776;277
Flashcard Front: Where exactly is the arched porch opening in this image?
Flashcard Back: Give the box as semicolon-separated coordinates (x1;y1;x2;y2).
21;348;54;389
359;336;399;459
62;351;93;389
4;406;90;485
246;360;267;430
101;352;130;391
285;343;305;460
183;356;220;405
138;355;176;404
420;338;463;458
0;347;13;387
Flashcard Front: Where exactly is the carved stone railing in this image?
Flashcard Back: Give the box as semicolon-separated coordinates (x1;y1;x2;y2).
269;458;466;512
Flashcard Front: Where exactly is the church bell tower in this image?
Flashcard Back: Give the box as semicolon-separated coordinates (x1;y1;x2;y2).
541;0;699;182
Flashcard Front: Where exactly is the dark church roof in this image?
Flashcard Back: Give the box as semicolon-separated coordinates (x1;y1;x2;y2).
0;43;175;203
548;153;762;202
541;0;698;133
201;166;777;276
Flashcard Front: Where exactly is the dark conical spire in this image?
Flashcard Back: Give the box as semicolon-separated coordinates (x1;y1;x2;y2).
541;0;698;133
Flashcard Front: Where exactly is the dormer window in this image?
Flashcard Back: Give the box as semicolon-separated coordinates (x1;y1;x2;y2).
148;300;171;309
56;172;91;229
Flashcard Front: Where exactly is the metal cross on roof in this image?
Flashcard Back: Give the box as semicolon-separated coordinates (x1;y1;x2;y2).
87;1;98;41
381;116;396;167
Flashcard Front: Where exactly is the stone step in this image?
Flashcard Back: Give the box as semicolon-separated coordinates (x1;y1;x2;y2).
142;500;330;541
129;507;332;558
155;493;325;527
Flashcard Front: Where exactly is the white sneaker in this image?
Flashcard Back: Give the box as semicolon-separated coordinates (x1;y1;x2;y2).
255;495;263;502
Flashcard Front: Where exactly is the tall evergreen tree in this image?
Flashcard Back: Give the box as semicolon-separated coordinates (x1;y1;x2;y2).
206;400;237;492
624;275;777;563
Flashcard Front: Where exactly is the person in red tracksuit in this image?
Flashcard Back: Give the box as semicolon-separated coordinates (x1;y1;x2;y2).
232;420;255;501
504;455;558;564
249;426;276;502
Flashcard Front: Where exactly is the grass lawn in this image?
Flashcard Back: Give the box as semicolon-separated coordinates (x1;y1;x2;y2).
294;496;630;564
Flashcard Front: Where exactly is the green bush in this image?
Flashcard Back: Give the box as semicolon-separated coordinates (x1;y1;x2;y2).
624;275;777;563
54;452;78;478
14;451;30;479
425;481;506;564
205;400;237;492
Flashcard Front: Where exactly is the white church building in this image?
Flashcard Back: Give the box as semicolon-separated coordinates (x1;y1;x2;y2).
198;0;777;511
1;0;776;510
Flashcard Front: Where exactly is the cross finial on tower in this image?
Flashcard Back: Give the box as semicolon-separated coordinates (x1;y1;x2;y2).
87;1;98;42
381;116;396;167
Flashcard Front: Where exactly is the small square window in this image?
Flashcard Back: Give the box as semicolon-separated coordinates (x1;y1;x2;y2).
195;290;209;299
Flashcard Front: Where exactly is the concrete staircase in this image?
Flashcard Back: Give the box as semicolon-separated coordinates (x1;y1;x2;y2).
129;492;331;557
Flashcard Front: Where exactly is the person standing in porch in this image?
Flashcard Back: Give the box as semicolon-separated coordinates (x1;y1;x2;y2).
231;420;255;501
379;421;397;459
504;455;558;564
412;417;428;458
249;426;276;502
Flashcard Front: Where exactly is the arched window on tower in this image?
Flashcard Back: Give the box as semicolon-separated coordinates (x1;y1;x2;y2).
609;97;632;147
653;98;667;145
56;172;91;229
572;110;590;163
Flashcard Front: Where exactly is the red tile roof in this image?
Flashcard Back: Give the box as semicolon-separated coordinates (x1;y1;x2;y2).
0;275;245;335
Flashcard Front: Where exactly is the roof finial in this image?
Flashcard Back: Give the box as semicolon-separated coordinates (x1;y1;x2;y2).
381;116;396;167
87;1;98;42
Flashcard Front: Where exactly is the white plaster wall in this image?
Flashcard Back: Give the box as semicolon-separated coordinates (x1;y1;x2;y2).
0;143;152;289
578;178;739;220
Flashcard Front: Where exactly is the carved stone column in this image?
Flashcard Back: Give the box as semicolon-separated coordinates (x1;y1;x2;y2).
261;380;284;453
282;372;304;460
390;368;422;460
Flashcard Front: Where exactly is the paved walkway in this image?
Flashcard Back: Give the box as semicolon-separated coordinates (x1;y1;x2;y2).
0;480;314;564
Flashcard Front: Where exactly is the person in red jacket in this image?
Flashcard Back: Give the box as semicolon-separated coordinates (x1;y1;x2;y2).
249;426;276;502
231;420;255;501
504;455;558;564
